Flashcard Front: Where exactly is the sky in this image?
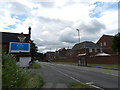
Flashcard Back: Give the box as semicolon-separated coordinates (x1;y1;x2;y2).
0;0;119;53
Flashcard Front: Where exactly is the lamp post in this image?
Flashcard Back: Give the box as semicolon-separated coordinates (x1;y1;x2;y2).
76;29;81;66
76;29;80;43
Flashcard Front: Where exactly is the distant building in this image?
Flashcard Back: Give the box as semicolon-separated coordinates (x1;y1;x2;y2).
96;35;114;54
45;52;55;61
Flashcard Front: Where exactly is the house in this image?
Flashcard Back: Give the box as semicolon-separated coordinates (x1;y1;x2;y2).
96;35;114;54
71;41;101;57
45;52;55;61
66;49;72;57
70;41;101;65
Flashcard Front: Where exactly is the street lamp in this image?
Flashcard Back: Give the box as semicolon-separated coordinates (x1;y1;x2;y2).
76;29;80;66
76;29;80;43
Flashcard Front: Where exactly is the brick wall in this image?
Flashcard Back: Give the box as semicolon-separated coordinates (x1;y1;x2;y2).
54;57;78;63
54;54;119;65
86;55;119;64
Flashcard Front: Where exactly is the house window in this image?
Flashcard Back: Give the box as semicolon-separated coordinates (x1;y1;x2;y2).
100;43;102;46
92;49;95;52
95;48;97;52
100;48;103;52
104;42;106;46
89;48;92;52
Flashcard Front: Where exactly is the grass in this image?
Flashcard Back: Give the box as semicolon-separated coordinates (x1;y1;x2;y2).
69;82;100;90
54;62;77;65
88;64;120;68
23;73;44;88
54;61;120;68
31;63;42;69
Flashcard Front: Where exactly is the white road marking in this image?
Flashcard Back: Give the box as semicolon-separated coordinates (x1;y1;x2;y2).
50;65;103;90
51;63;119;77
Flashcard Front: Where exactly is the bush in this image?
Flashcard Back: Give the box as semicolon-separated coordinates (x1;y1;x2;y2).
2;52;44;88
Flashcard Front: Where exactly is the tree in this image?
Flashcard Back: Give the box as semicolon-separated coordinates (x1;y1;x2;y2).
30;40;38;61
112;33;120;54
36;53;46;61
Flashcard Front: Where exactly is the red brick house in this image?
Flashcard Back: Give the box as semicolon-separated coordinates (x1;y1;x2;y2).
96;35;114;54
54;41;101;63
45;52;55;61
71;41;101;57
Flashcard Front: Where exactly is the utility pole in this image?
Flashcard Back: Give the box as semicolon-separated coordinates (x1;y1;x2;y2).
76;29;81;66
76;29;80;43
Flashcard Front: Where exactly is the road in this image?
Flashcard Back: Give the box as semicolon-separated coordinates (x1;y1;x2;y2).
31;62;119;89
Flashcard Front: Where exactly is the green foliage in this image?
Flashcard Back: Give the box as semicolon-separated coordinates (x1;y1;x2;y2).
36;53;46;61
31;63;42;69
30;40;46;61
112;33;120;53
30;40;38;61
2;52;44;88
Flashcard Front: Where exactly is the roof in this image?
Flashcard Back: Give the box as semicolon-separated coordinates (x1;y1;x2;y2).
72;41;100;51
102;35;114;38
96;34;114;44
1;32;29;44
78;53;87;56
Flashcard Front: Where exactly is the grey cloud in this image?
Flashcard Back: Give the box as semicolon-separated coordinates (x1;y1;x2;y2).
7;2;30;15
59;32;77;43
36;2;55;8
79;19;106;34
59;28;77;43
34;38;67;51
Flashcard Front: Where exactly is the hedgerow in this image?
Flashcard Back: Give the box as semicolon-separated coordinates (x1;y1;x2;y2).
2;52;44;88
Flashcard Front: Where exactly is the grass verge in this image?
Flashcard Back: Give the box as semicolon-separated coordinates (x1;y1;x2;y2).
54;62;120;68
23;72;44;88
54;62;77;65
88;64;120;68
31;63;42;69
69;82;100;90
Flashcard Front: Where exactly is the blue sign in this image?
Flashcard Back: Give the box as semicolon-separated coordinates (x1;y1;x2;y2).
9;42;30;53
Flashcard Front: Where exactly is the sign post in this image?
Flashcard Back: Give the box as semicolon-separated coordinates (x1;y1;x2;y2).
9;42;30;53
9;32;31;67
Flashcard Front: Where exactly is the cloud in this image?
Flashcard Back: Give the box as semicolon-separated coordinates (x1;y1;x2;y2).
79;19;106;34
59;27;77;43
0;0;118;53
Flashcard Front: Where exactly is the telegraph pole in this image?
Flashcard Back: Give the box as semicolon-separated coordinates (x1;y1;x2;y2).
76;29;81;66
76;29;80;43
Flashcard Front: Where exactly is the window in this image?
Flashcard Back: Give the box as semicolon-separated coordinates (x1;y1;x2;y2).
100;43;102;46
104;42;106;46
89;48;92;52
100;48;103;52
95;48;97;52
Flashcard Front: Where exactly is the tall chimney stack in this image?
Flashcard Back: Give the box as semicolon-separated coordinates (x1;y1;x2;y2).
28;26;31;42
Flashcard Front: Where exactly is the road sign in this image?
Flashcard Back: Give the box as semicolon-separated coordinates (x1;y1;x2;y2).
9;42;30;53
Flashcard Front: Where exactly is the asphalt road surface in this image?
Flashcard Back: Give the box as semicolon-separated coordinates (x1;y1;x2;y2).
31;62;119;89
